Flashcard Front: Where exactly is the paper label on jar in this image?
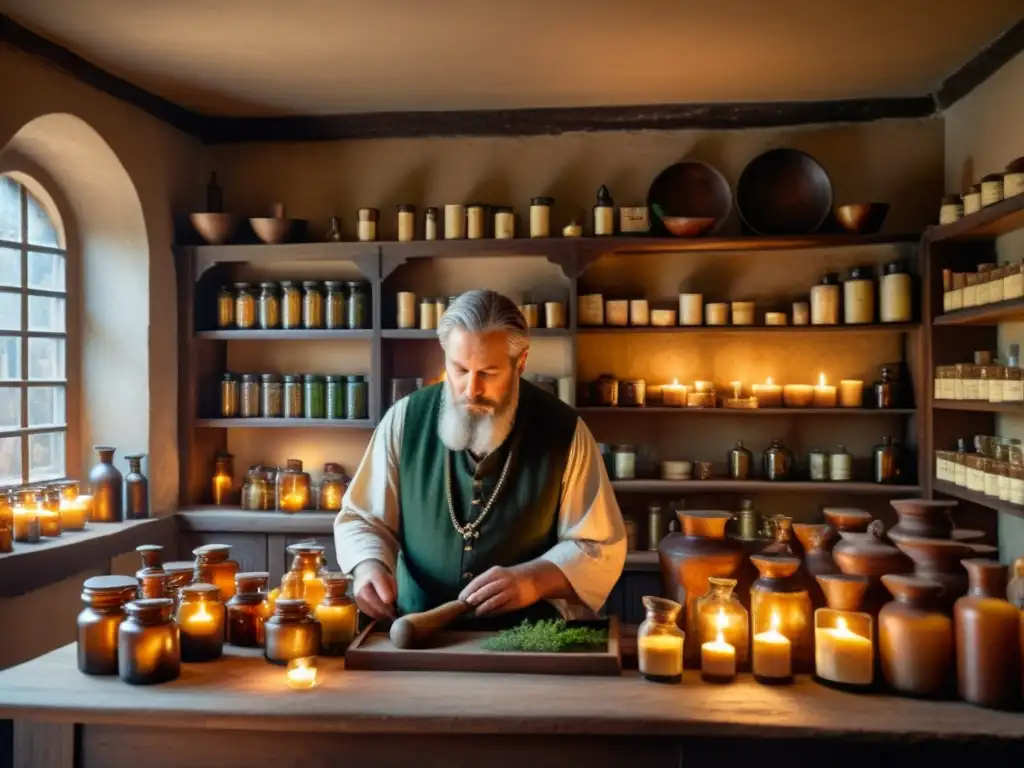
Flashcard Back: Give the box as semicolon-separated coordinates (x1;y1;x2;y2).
990;278;1005;303
943;291;952;312
963;284;977;307
976;379;989;401
935;458;948;482
998;474;1011;501
1004;273;1024;300
955;463;967;487
1005;173;1024;198
594;207;614;236
967;467;985;492
989;380;1004;403
976;282;990;305
578;294;604;326
941;379;956;400
934;379;942;399
984;472;1001;497
829;458;852;481
1006;379;1024;401
981;180;1004;207
963;379;979;400
950;288;964;310
953;379;964;400
964;193;982;215
939;204;963;225
1012;478;1024;505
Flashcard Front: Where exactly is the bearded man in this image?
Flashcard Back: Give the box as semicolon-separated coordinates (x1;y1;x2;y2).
334;289;626;626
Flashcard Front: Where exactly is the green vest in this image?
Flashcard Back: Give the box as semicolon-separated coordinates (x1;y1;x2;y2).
396;379;578;628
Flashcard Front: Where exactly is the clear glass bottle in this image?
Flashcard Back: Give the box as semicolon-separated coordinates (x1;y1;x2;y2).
694;577;749;665
276;459;311;512
637;596;685;683
324;280;345;329
302;281;324;329
281;281;302;329
118;598;180;685
77;575;139;675
192;543;239;601
217;285;235;329
258;282;281;329
234;282;256;329
176;583;225;663
226;571;271;648
220;373;239;418
316;573;359;656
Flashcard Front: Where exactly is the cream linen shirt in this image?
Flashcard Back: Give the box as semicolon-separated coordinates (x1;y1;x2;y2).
334;397;627;618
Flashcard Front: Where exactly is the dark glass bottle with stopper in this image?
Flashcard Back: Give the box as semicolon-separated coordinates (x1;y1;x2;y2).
873;366;897;409
124;453;149;519
873;436;901;483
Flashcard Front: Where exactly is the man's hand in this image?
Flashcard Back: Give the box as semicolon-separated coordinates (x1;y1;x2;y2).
352;559;397;619
459;560;574;617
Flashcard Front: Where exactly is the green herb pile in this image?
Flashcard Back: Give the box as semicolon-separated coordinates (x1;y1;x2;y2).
482;619;608;653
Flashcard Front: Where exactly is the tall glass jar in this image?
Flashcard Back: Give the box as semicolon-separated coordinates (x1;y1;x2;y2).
694;577;749;666
283;374;302;418
241;467;273;511
240;374;260;418
211;451;235;505
193;543;239;601
750;554;813;672
258;282;280;329
318;462;349;511
316;573;358;656
303;374;326;419
265;598;321;665
216;285;235;329
324;281;345;329
325;375;344;419
234;282;256;329
276;459;311;512
77;575;139;675
284;542;328;609
118;598;180;685
176;583;225;662
346;375;368;420
226;571;271;648
346;281;370;329
260;374;283;418
637;596;685;683
302;281;324;329
281;281;302;329
220;373;239;418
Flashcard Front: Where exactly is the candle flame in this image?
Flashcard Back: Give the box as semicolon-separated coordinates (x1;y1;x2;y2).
769;612;781;632
191;603;213;625
672;377;679;386
716;606;728;632
818;373;827;387
715;630;725;645
766;376;773;385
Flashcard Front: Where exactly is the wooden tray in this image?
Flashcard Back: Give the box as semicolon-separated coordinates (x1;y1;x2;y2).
345;616;621;676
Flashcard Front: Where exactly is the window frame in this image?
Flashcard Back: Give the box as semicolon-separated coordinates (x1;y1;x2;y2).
0;177;68;488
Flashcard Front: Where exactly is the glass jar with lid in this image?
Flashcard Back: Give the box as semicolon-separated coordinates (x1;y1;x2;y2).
193;543;240;601
77;575;139;675
220;373;239;417
324;281;345;329
281;281;302;329
810;273;840;325
637;596;684;683
283;374;302;418
694;577;749;666
226;571;271;648
874;366;897;408
613;445;636;480
325;375;345;419
118;598;180;685
843;267;875;324
163;561;195;608
302;281;324;329
241;466;273;511
234;282;256;329
316;573;358;655
276;459;311;512
347;281;370;329
260;374;283;418
240;374;260;417
346;375;368;420
318;462;349;511
258;282;281;329
217;285;235;329
280;542;328;609
265;598;321;665
303;374;326;419
176;583;225;662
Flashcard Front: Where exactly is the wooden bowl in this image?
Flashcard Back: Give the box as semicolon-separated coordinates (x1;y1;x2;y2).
647;161;732;236
737;148;833;235
189;212;239;245
249;217;304;245
835;203;889;234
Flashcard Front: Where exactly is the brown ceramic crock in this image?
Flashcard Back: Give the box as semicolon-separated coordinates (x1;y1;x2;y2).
879;574;954;698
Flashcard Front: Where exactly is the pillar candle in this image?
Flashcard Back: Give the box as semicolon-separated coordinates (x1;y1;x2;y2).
701;636;737;682
753;615;792;684
751;377;782;408
839;380;864;408
662;380;689;407
783;384;814;408
815;616;873;685
813;373;837;408
13;511;40;543
638;635;683;683
59;498;88;531
38;511;61;537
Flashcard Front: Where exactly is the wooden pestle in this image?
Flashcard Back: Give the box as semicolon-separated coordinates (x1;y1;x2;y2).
390;600;472;649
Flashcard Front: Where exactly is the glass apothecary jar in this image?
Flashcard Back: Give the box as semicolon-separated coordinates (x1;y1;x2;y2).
694;577;749;666
637;596;685;683
750;555;813;672
325;375;344;419
240;374;260;418
265;598;321;665
346;281;370;329
258;282;280;329
261;374;283;418
318;462;349;511
316;573;358;655
813;574;873;689
302;281;324;329
216;285;235;328
193;543;239;601
77;575;139;675
303;374;326;419
220;373;239;418
163;562;195;607
276;459;311;512
241;466;274;511
234;282;256;329
281;281;302;329
346;375;368;420
324;280;346;329
226;571;271;648
176;583;225;662
288;542;327;609
118;598;180;685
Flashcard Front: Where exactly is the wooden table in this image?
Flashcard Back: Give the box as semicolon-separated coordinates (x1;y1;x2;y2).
0;645;1021;768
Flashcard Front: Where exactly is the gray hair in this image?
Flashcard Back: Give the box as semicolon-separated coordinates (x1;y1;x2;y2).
437;289;530;359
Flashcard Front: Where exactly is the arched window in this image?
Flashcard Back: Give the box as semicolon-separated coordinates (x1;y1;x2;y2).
0;176;66;486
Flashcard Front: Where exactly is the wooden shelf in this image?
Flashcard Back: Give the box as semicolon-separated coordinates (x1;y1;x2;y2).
623;551;659;571
383;327;570;339
933;297;1024;326
611;480;921;494
925;192;1024;243
578;407;916;416
183;242;379;279
196;329;374;340
178;508;337;534
578;323;919;335
194;418;375;429
933;480;1024;520
933;400;1024;414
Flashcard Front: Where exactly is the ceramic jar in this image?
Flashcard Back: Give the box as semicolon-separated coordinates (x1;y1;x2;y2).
88;445;123;522
893;537;998;614
762;515;795;555
793;523;835;608
658;511;744;664
888;498;958;540
879;574;954;698
832;520;912;617
954;559;1021;710
822;507;872;535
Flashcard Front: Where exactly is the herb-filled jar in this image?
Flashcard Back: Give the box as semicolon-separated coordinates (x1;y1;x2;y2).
357;207;379;242
880;262;912;323
118;598;180;686
241;467;273;511
316;573;358;655
240;374;260;418
319;463;349;511
303;374;326;419
258;282;281;329
265;598;321;665
260;374;283;418
234;282;256;329
281;281;302;329
176;584;225;662
302;281;324;329
283;374;302;418
844;267;875;324
346;281;370;329
325;375;344;419
346;375;369;420
324;281;345;329
220;373;239;417
424;207;439;240
217;285;235;329
466;204;487;239
226;571;271;648
530;197;554;238
397;204;416;242
78;575;139;675
277;459;311;512
811;273;840;325
494;206;514;239
193;543;240;601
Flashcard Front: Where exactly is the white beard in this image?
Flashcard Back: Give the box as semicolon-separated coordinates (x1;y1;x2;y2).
438;378;518;456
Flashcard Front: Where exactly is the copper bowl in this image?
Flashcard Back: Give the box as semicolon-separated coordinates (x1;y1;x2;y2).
737;148;833;235
835;203;889;234
249;217;304;245
648;161;732;236
189;213;240;245
661;216;717;237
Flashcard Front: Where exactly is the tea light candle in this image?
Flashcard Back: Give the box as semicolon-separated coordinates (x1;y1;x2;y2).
815;616;873;686
638;634;684;683
813;373;837;408
751;377;782;408
59;498;88;531
286;657;318;690
701;609;737;683
13;510;40;543
783;384;814;408
839;380;864;408
662;379;689;407
753;614;792;684
38;511;61;537
177;584;225;662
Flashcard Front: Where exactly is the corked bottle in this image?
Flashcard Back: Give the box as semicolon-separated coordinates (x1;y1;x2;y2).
954;559;1021;710
77;575;140;675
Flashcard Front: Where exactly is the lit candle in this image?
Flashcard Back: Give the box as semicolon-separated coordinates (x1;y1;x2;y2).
301;570;326;608
638;634;684;683
59;498;88;531
177;585;226;663
813;373;837;408
279;493;307;512
286;657;318;690
38;511;61;537
839;380;864;408
12;509;40;543
662;379;689;408
701;609;737;683
753;613;792;684
186;603;218;634
815;616;873;686
212;473;233;506
693;380;715;394
730;381;743;399
751;377;783;408
783;384;814;408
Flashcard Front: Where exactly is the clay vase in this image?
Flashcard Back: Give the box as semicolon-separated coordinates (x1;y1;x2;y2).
88;446;123;523
761;515;795;555
954;559;1022;710
793;523;835;608
821;507;872;540
659;511;744;664
893;537;998;614
888;498;958;540
832;520;912;618
750;554;813;672
879;574;954;698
